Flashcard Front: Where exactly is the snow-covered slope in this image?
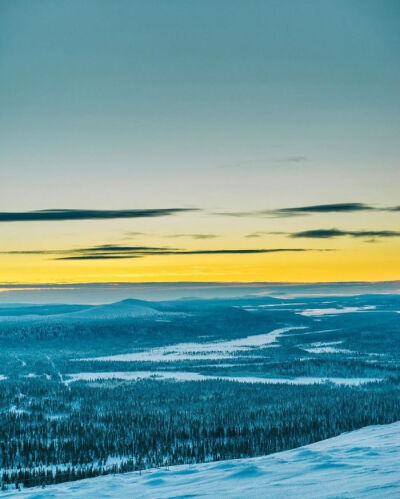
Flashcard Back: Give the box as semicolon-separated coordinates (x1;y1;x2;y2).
5;422;400;498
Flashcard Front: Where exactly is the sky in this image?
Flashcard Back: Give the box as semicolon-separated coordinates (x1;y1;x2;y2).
0;0;399;285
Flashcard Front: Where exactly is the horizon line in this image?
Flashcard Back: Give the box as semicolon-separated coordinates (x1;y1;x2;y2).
1;280;399;288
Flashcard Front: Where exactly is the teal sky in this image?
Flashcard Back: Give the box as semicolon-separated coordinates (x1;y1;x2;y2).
0;1;399;284
1;0;399;209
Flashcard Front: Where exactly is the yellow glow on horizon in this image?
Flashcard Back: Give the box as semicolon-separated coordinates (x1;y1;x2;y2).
1;243;399;284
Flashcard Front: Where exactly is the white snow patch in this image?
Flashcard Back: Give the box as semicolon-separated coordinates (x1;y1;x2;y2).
8;421;400;498
259;302;307;307
8;405;29;415
310;341;343;346
300;341;356;354
298;306;376;317
303;346;356;354
79;327;305;362
65;371;381;386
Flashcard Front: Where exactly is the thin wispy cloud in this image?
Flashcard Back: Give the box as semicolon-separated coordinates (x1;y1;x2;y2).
61;255;143;260
277;155;309;163
245;232;269;239
78;245;171;252
216;155;309;170
245;231;286;238
164;234;219;240
0;208;197;222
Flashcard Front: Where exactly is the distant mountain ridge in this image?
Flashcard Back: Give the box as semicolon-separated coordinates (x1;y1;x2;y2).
1;293;399;323
0;299;185;322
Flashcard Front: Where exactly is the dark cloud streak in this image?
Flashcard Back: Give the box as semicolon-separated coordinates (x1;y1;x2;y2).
218;203;378;218
2;244;316;261
57;247;311;260
289;229;400;239
0;208;197;222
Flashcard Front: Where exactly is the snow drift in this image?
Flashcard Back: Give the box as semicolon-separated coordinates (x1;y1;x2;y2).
5;421;399;498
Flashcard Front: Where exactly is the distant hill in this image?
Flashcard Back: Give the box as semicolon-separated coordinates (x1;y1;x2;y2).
67;299;168;320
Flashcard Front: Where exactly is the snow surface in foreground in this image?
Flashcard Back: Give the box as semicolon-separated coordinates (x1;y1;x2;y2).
7;422;400;498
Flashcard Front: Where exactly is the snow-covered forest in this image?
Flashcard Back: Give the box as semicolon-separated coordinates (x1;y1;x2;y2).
0;293;399;491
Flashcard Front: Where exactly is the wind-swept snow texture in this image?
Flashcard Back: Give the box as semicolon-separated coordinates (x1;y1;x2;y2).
6;422;400;498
